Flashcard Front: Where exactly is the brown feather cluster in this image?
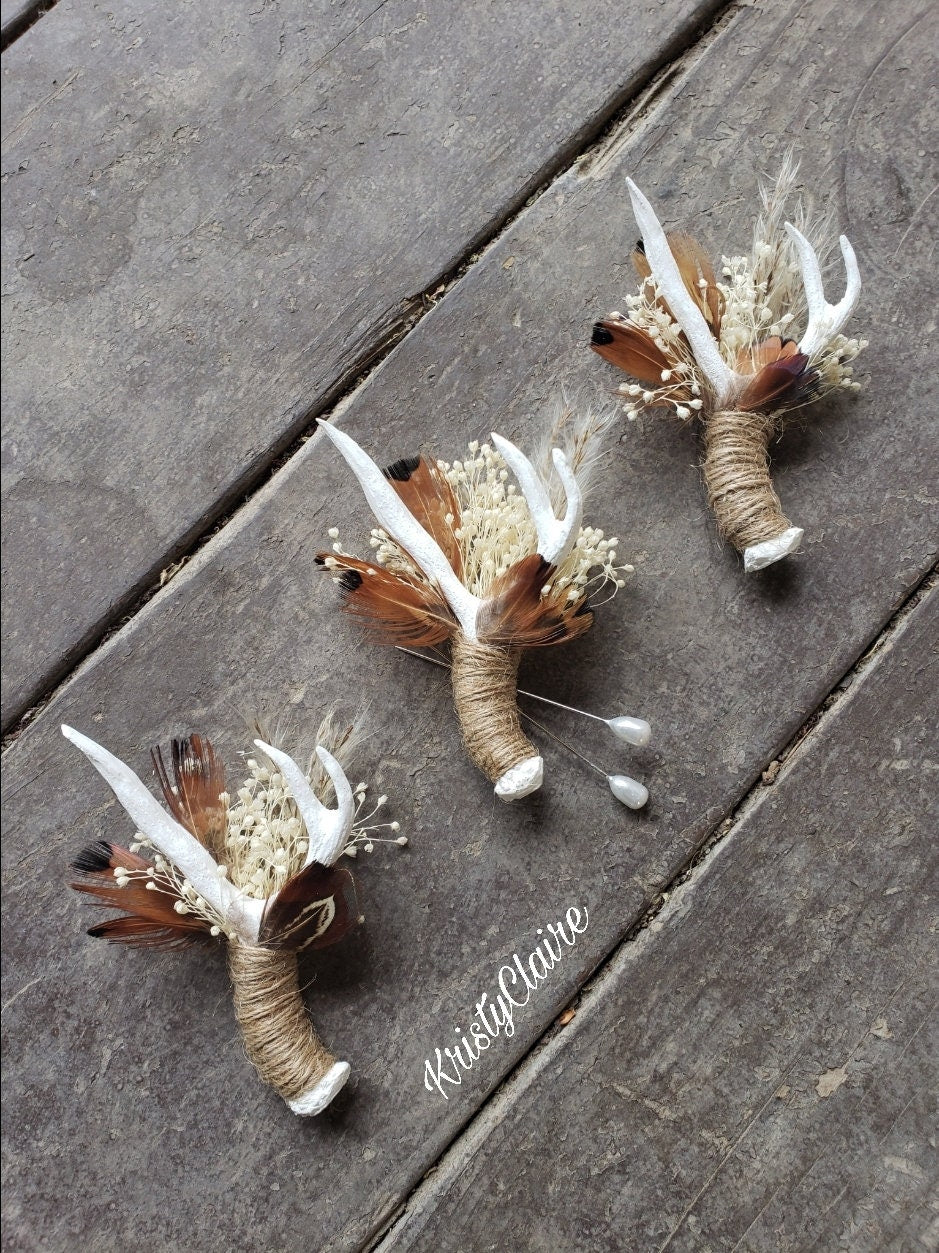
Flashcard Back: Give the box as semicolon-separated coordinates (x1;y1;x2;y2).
592;232;814;415
70;839;213;949
316;455;595;649
70;734;362;953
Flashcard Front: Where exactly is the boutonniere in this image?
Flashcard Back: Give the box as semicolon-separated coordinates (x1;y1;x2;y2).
64;718;403;1115
316;409;651;807
314;408;651;801
592;162;866;571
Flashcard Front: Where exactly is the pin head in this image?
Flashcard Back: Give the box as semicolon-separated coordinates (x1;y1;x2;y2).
608;774;649;810
606;716;651;746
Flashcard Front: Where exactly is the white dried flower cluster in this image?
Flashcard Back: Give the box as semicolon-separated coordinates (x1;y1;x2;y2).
222;759;310;899
121;753;403;940
326;440;630;601
444;440;539;594
718;251;799;358
343;782;406;858
813;333;866;392
122;841;232;938
614;286;703;422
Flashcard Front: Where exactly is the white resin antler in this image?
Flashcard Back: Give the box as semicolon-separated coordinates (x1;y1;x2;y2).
626;178;744;406
489;434;583;566
254;740;353;867
64;727;357;939
63;725;264;944
784;223;861;360
317;421;482;638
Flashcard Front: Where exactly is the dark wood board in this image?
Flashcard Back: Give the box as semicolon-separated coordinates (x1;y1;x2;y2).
0;0;723;729
1;1;46;48
1;1;936;1250
385;587;938;1253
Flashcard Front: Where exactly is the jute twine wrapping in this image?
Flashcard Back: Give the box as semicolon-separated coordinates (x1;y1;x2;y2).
702;409;791;551
229;944;335;1102
450;635;536;783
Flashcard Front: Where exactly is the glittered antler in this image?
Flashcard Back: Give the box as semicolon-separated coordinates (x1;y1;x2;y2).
63;725;262;942
254;740;353;868
65;724;401;1115
593;167;865;572
318;421;481;638
625;179;744;407
317;418;639;803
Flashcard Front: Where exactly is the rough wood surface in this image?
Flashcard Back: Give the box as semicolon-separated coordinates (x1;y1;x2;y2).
385;588;938;1253
0;0;723;729
1;1;936;1250
1;1;44;46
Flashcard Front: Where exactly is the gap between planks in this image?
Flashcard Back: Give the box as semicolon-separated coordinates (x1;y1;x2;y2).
0;0;56;52
0;0;740;750
368;561;938;1253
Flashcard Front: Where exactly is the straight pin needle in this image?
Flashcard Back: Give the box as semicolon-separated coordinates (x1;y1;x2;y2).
395;647;649;809
395;647;651;746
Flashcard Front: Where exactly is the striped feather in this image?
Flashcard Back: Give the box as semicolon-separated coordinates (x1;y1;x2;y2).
477;555;594;648
70;840;214;949
151;735;227;858
316;554;458;645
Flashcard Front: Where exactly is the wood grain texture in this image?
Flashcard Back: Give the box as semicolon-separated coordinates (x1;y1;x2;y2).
385;588;938;1253
1;1;936;1250
0;1;47;47
0;0;723;728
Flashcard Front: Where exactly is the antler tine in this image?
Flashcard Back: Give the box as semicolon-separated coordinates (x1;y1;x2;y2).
551;447;584;564
253;740;353;868
490;433;582;566
784;223;861;359
61;725;260;943
317;422;481;639
626;178;741;405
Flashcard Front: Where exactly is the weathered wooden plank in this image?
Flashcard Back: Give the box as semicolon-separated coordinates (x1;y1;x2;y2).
0;0;724;729
2;1;936;1251
385;589;938;1253
1;2;45;48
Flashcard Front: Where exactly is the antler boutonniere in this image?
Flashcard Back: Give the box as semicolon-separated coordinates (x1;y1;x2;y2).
315;410;651;806
591;162;866;571
64;718;404;1115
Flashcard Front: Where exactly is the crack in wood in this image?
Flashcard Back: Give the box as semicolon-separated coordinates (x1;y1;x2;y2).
367;563;937;1253
1;0;736;743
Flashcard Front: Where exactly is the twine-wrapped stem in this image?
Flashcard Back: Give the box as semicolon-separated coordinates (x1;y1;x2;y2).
229;943;350;1115
450;635;542;798
702;409;804;570
702;409;790;548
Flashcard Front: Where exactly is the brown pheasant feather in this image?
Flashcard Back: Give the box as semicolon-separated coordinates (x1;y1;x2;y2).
151;735;227;858
591;318;674;384
476;555;594;647
383;455;463;577
632;232;723;332
258;861;361;952
315;554;458;645
70;840;214;949
737;337;813;411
